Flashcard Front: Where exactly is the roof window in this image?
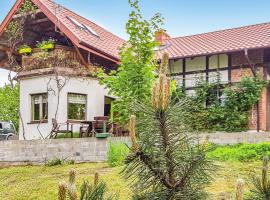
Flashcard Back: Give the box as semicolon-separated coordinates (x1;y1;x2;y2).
67;16;99;37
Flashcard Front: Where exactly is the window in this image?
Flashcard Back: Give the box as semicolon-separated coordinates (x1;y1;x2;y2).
31;94;48;121
83;24;99;37
68;93;87;120
67;16;99;37
186;56;206;72
67;16;85;29
169;59;183;74
209;54;228;69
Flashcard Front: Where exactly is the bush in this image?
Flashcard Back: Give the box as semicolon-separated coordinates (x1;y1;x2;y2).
207;142;270;162
45;158;75;167
107;142;129;167
45;158;64;166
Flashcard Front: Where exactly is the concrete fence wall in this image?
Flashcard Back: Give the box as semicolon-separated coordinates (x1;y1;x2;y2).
0;137;130;166
1;132;270;166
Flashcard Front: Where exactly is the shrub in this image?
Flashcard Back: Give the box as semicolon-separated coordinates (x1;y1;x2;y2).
45;158;75;166
207;142;270;162
107;142;129;167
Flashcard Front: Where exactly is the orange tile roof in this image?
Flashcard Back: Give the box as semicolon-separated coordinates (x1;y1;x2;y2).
160;22;270;59
0;0;125;63
38;0;125;60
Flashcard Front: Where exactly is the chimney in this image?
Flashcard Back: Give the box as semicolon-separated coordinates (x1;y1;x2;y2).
155;29;171;45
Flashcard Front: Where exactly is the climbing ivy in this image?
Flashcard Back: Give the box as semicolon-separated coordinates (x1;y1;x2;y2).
173;76;267;132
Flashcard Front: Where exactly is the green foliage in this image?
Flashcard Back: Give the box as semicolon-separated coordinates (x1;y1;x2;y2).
174;76;266;132
45;158;64;166
45;158;75;166
207;142;270;162
107;142;129;167
18;44;32;54
36;38;56;51
5;20;23;41
246;156;270;200
123;54;214;199
0;84;20;130
19;0;38;14
80;181;118;200
98;0;163;124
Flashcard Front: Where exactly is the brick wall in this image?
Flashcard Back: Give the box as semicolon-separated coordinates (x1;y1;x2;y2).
230;49;267;131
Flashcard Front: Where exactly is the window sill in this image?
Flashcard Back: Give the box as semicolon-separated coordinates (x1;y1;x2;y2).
28;120;48;124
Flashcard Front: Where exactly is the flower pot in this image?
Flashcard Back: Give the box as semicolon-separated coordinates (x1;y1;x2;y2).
18;47;32;55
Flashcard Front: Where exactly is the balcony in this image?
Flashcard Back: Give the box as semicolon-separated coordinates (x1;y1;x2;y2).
22;45;81;71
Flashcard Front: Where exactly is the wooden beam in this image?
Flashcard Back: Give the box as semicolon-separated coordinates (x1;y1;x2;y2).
72;42;88;66
28;17;50;26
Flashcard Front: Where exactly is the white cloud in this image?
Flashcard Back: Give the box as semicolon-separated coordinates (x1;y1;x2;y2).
0;69;16;87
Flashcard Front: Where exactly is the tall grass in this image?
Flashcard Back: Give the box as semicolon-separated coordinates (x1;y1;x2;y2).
107;141;129;167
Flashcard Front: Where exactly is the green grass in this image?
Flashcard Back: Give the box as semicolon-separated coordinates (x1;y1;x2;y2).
55;132;80;139
0;163;132;200
0;161;263;199
208;142;270;162
107;141;129;167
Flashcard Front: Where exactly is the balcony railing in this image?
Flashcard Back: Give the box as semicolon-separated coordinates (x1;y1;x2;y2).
22;45;81;71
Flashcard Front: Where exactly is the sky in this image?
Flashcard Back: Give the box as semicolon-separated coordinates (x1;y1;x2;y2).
1;0;270;85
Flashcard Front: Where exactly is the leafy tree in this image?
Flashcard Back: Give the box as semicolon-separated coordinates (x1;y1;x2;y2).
0;84;20;130
98;0;163;124
123;54;214;200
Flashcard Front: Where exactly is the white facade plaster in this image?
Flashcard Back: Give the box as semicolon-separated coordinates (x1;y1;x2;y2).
19;75;109;140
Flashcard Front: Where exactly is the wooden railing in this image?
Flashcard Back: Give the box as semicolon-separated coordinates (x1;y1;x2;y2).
22;45;80;70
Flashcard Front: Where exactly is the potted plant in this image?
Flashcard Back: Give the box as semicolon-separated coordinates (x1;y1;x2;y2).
36;38;56;51
18;45;32;55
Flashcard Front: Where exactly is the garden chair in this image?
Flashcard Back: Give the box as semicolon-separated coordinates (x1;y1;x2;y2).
49;118;73;139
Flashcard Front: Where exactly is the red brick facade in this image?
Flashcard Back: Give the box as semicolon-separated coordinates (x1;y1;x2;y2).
230;49;268;131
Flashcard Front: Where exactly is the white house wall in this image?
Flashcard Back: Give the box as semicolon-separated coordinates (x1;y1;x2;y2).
19;75;109;140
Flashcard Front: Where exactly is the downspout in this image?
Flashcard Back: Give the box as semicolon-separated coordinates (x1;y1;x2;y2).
244;49;260;132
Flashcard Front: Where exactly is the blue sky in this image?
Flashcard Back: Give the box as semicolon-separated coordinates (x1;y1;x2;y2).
1;0;270;85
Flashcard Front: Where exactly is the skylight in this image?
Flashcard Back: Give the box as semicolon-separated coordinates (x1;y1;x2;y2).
83;24;99;37
67;16;99;37
67;16;84;29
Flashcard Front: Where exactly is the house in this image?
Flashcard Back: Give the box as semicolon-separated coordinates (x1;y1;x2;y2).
0;0;270;140
0;0;125;140
156;25;270;132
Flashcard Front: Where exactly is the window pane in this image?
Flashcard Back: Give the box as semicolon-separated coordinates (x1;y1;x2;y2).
34;103;40;120
209;54;228;69
185;73;206;88
68;94;86;120
186;56;206;72
31;94;48;121
169;59;183;74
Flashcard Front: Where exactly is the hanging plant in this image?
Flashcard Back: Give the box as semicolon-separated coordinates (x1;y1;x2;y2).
18;44;32;55
36;38;56;51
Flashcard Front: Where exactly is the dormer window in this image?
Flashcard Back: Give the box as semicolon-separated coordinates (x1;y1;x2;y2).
67;16;99;37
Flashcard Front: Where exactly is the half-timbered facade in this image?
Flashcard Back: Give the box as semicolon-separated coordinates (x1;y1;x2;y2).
156;25;270;131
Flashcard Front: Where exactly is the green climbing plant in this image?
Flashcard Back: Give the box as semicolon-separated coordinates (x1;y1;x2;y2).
173;75;266;132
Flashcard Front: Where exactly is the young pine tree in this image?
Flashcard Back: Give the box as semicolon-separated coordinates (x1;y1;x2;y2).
123;53;214;200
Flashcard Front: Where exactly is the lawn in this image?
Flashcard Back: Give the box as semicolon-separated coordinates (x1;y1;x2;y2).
0;161;261;199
